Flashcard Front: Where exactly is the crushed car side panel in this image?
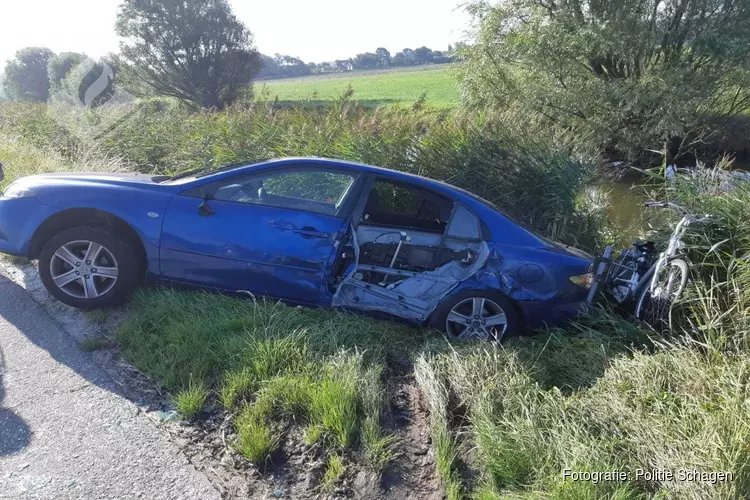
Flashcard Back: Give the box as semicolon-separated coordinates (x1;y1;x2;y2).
331;229;490;321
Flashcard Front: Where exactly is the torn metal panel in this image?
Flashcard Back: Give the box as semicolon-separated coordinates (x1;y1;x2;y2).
332;230;490;321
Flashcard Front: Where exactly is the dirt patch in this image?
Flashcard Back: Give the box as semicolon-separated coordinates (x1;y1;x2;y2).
0;261;447;499
378;376;444;500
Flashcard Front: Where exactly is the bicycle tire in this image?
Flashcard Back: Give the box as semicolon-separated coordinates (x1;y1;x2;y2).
634;258;689;330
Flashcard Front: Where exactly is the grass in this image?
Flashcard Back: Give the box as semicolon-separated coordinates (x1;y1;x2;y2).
235;402;280;462
172;379;208;419
415;355;466;499
0;123;125;192
116;288;428;466
79;336;111;352
323;454;346;489
85;309;111;325
260;65;461;109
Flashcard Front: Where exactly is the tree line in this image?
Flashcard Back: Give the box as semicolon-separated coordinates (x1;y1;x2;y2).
257;45;462;80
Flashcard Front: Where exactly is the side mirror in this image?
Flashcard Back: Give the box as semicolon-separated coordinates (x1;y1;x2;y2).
198;192;215;217
0;162;4;182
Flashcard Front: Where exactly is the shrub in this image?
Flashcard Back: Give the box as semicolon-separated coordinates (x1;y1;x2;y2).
461;0;750;162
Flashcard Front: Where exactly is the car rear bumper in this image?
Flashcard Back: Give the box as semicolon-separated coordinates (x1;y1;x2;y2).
516;295;589;330
0;196;53;257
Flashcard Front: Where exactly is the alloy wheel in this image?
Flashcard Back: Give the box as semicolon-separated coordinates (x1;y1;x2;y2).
49;240;119;299
445;297;508;341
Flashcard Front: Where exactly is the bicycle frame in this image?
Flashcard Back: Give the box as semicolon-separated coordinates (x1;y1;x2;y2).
587;201;707;305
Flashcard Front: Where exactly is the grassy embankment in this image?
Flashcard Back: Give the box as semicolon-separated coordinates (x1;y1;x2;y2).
1;99;750;498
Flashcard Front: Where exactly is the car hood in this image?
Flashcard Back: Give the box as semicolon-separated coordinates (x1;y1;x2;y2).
22;172;161;184
11;172;172;191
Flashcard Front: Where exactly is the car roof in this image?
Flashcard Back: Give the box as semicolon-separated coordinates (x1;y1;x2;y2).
244;157;471;198
191;157;554;249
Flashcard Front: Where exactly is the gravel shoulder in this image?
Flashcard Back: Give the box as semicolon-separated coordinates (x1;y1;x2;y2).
0;271;221;500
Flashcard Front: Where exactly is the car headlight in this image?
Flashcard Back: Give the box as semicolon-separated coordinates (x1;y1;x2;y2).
2;183;36;199
569;272;594;289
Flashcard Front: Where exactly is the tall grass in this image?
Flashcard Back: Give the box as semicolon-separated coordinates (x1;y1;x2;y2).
0;132;126;191
0;99;604;250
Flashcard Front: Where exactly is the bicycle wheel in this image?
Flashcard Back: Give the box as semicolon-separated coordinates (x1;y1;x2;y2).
635;258;689;331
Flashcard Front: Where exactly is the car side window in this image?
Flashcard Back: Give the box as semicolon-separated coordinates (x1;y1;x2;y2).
212;169;356;216
446;205;482;240
362;179;454;233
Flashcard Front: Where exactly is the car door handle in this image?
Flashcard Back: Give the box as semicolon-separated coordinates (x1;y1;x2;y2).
293;227;331;239
268;221;330;239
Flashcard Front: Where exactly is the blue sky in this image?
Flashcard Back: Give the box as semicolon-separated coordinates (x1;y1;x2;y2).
1;0;470;66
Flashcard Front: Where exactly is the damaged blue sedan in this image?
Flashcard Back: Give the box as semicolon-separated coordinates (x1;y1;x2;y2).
0;158;593;341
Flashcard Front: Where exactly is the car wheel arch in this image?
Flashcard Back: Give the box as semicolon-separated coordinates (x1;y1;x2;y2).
29;208;147;274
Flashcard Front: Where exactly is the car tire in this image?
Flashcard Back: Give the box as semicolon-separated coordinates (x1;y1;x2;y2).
430;289;520;342
38;226;142;310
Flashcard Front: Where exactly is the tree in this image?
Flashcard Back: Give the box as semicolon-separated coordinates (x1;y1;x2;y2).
257;54;280;79
462;0;750;161
115;0;262;109
392;52;408;67
354;53;379;70
414;46;434;65
274;54;311;77
375;48;391;68
3;47;54;102
48;52;88;89
57;58;118;108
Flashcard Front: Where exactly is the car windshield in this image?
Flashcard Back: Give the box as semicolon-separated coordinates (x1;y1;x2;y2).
160;160;270;184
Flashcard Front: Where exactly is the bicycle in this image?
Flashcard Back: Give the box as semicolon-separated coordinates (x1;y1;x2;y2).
586;201;710;330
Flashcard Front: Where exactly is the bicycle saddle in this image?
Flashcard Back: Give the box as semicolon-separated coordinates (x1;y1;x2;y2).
634;241;656;253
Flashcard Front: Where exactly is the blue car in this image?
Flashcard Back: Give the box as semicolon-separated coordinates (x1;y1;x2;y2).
0;158;593;341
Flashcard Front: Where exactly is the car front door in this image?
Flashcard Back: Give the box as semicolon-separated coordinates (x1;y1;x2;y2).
159;166;361;304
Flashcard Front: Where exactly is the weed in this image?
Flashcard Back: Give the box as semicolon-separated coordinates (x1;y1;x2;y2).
361;417;400;473
172;379;208;419
322;454;345;489
219;368;257;409
235;402;280;462
309;359;359;448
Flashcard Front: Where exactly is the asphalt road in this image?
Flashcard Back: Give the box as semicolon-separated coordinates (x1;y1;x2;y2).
0;274;221;499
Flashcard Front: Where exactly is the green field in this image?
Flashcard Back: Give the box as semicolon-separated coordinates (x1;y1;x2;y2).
259;65;461;108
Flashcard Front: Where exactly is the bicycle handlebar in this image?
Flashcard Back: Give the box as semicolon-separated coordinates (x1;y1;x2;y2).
645;201;710;222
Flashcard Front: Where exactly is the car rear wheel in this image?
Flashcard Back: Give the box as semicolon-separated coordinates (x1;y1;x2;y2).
39;226;141;309
431;290;520;342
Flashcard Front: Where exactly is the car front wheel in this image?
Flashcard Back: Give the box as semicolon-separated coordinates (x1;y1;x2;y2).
431;290;520;342
39;226;141;309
